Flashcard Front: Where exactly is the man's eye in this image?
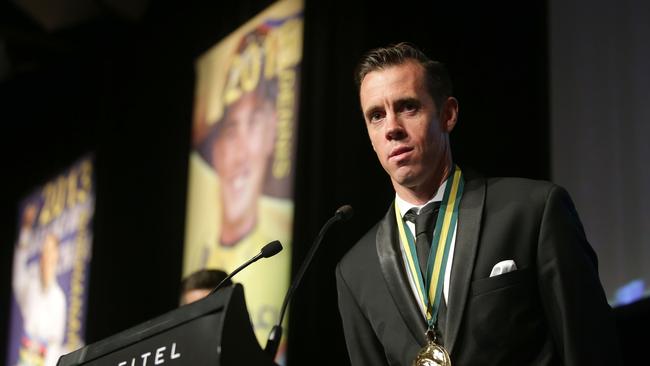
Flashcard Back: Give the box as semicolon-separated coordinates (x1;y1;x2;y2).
369;112;384;122
403;102;418;112
218;123;236;139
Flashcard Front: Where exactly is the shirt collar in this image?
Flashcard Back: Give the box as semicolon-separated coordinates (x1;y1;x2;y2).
395;179;448;219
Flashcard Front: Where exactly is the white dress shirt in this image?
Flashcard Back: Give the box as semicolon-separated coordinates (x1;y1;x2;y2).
395;179;458;318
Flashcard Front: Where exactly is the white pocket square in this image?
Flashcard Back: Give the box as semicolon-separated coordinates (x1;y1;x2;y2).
490;260;517;277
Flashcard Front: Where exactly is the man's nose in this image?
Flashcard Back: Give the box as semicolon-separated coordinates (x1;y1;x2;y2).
385;113;406;141
231;128;249;161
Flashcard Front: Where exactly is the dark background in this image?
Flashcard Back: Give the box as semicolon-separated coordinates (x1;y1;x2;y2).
0;0;645;365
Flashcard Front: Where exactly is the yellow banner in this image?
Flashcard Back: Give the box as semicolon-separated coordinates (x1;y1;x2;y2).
183;0;303;363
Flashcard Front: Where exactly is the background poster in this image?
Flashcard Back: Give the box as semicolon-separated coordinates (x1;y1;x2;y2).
183;0;303;362
6;155;95;366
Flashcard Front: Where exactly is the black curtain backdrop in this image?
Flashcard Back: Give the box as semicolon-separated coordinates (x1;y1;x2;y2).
0;1;549;365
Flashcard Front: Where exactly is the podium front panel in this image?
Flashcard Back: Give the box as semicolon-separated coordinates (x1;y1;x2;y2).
58;285;276;366
83;312;222;365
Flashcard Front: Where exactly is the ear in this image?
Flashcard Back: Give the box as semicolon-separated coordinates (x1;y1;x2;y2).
440;97;459;133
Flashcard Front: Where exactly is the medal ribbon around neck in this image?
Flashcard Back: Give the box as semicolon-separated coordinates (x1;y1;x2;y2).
394;165;464;328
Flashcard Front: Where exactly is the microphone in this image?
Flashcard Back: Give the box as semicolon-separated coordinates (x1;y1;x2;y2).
264;205;354;358
209;240;283;295
334;204;354;221
261;240;283;258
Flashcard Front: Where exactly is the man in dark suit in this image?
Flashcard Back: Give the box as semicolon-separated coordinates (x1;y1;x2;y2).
336;43;620;365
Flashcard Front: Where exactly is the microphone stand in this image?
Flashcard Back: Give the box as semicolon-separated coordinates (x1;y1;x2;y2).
265;206;353;358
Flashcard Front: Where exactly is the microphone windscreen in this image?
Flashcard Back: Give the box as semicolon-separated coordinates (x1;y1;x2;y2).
335;205;354;221
261;240;283;258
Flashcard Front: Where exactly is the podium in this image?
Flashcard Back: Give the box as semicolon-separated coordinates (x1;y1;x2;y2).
58;284;278;366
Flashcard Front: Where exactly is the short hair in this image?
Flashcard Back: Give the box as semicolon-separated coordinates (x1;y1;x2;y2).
354;42;453;110
180;269;231;294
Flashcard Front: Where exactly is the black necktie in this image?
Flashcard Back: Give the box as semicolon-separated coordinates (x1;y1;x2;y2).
404;201;440;276
405;201;447;340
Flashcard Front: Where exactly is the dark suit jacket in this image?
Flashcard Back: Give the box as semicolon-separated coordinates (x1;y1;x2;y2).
336;173;620;366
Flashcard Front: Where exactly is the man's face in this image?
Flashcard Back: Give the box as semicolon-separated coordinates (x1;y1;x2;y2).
360;61;456;193
22;204;37;228
212;92;276;225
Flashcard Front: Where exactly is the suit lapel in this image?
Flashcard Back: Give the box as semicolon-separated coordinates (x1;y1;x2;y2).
376;204;427;346
445;173;486;354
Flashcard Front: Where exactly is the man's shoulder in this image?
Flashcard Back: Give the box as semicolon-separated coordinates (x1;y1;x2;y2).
259;196;292;220
479;176;583;222
339;222;379;265
258;196;293;240
483;176;558;201
462;166;556;192
337;212;388;276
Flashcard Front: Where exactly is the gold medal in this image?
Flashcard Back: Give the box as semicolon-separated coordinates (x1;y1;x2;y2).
412;330;451;366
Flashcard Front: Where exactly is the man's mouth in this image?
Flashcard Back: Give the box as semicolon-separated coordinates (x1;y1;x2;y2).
233;175;246;190
230;169;250;191
389;146;413;161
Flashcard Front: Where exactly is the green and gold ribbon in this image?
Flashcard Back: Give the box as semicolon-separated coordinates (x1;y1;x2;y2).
395;165;464;328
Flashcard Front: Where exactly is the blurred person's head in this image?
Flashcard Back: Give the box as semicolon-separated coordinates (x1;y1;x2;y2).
21;204;38;229
179;269;232;306
197;28;279;245
40;234;60;290
211;87;276;245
